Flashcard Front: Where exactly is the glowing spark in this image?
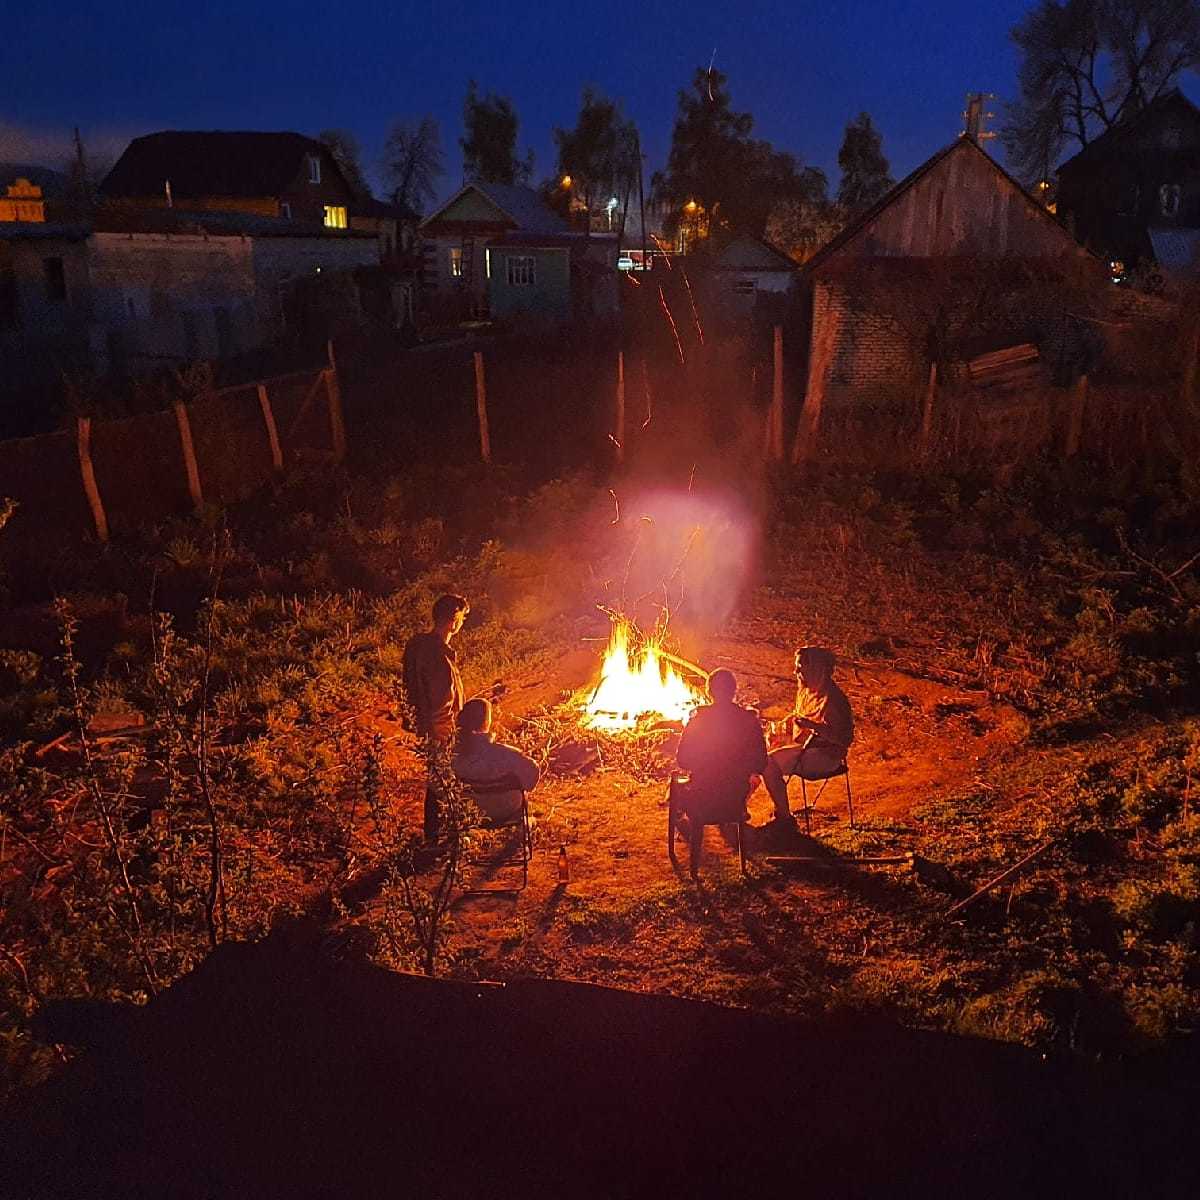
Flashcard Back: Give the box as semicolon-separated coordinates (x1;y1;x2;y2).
688;463;697;493
650;233;673;270
658;286;685;365
707;48;717;101
641;359;652;429
681;268;704;345
625;273;641;286
608;488;620;524
608;433;622;451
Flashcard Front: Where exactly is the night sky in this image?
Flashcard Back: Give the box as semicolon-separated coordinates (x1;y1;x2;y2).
5;0;1068;199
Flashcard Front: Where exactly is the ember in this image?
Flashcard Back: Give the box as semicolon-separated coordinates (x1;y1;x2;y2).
583;617;704;732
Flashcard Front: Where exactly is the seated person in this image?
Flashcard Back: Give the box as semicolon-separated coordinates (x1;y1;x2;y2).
673;669;769;825
762;647;854;824
452;697;540;823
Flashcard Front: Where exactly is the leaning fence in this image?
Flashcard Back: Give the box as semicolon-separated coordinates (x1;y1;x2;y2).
0;353;345;544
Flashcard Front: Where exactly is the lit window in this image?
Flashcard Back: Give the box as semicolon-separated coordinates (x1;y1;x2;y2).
506;255;535;287
733;279;756;295
485;248;491;279
307;154;321;184
1160;183;1182;217
323;205;347;229
450;247;464;277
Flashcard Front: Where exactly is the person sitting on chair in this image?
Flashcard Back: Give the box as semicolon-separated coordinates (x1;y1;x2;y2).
674;669;769;828
762;647;854;824
452;697;540;823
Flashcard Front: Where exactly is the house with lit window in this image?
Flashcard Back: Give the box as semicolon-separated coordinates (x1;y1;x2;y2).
419;181;617;325
100;131;358;230
1056;89;1200;280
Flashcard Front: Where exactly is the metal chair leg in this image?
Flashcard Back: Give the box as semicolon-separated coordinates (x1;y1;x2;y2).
799;778;811;835
689;818;703;880
736;822;746;875
845;771;855;828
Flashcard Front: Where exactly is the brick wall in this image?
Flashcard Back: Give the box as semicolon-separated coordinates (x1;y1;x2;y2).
810;280;924;404
88;231;257;367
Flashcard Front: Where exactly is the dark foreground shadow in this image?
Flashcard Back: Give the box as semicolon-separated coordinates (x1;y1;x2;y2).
4;925;1198;1199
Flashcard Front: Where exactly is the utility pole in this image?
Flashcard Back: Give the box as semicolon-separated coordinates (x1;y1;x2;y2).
636;127;647;274
962;93;997;145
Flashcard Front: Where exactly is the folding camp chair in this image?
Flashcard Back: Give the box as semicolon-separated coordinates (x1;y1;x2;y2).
786;759;854;834
667;773;748;881
460;775;533;894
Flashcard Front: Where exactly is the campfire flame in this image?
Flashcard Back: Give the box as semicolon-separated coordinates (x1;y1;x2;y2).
583;618;704;732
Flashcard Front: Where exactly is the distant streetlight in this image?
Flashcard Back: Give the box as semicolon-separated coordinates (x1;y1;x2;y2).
561;174;572;189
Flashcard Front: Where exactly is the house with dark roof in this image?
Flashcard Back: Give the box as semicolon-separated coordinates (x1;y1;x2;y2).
1055;89;1200;281
800;135;1093;407
419;182;616;325
101;131;359;230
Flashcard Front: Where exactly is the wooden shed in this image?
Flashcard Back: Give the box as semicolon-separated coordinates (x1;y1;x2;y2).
801;137;1093;412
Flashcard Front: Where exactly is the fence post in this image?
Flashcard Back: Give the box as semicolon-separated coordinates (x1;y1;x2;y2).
1065;374;1088;458
256;382;284;471
473;350;491;464
920;361;938;456
793;298;838;464
75;415;109;543
615;350;626;463
1181;321;1200;410
324;340;346;463
172;400;204;513
765;326;785;460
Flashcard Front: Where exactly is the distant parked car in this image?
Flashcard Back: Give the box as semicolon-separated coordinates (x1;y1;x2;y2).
617;255;635;271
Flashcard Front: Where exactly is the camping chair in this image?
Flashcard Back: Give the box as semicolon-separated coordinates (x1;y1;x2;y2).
785;759;854;834
460;775;533;894
667;773;748;881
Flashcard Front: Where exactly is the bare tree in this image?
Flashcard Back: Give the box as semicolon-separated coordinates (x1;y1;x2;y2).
318;129;371;199
382;116;444;215
1004;0;1200;179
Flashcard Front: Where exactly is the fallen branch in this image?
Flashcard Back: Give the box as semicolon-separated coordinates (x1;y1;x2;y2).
945;838;1056;919
765;854;912;868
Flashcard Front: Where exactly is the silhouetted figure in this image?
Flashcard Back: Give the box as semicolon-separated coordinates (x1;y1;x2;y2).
402;593;468;841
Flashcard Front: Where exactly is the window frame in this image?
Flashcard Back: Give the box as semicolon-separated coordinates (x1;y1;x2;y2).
450;246;464;278
505;254;536;288
307;154;322;184
322;204;347;229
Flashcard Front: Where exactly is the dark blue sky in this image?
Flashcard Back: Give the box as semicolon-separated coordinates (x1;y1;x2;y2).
7;0;1039;200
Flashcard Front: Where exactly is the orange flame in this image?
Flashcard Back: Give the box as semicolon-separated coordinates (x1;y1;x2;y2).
583;618;704;732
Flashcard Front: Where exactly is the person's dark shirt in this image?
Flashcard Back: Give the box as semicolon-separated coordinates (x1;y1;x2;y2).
677;701;768;797
401;632;463;739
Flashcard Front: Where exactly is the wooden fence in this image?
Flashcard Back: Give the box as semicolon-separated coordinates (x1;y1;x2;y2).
0;351;344;543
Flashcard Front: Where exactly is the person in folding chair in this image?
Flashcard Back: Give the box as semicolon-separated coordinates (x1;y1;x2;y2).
762;646;854;828
452;697;540;822
672;669;769;865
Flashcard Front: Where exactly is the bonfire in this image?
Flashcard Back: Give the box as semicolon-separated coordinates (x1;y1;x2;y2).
583;616;706;733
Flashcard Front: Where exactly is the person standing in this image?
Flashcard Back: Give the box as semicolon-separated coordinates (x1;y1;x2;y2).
402;593;469;841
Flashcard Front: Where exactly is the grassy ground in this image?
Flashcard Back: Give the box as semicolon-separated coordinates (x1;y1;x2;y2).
2;454;1199;1106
